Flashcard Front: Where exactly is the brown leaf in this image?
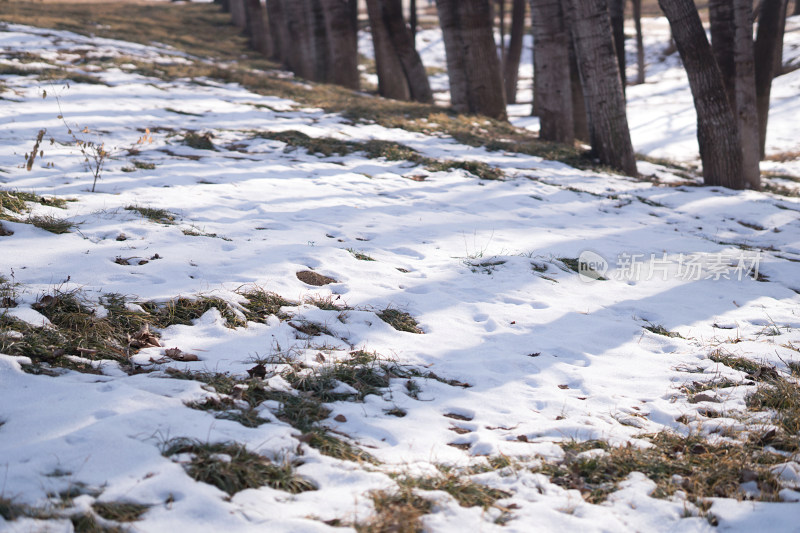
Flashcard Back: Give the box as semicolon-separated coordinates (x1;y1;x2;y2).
334;414;347;423
314;352;326;363
164;347;199;362
516;435;529;442
247;363;267;379
129;324;161;348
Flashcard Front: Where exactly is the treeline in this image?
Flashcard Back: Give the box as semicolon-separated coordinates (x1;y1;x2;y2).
215;0;793;190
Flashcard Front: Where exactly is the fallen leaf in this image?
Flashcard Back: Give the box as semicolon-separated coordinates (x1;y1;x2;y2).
164;347;198;361
129;324;161;348
247;363;267;379
334;414;347;423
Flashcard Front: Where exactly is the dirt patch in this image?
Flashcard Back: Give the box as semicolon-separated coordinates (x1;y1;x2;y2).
296;270;337;286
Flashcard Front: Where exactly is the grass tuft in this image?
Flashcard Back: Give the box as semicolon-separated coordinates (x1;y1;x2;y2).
27;214;74;234
181;131;215;150
92;501;150;522
125;205;177;224
377;308;423;334
357;488;432;533
162;438;316;495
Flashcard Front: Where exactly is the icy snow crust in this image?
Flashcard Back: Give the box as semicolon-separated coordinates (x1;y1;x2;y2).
0;17;799;532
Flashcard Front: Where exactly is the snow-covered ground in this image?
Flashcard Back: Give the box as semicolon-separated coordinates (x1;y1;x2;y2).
1;14;799;533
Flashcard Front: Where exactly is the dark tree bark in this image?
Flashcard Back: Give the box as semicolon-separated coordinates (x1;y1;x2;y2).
794;0;799;16
658;0;744;189
569;39;589;141
733;0;761;189
230;0;247;29
267;0;288;63
219;0;230;13
608;0;626;95
436;0;507;119
244;0;272;57
565;0;637;175
633;0;645;84
775;0;787;75
503;0;526;104
530;0;573;142
308;0;331;82
498;0;506;65
321;0;359;89
754;0;787;158
283;0;313;78
366;0;433;102
410;0;418;43
709;0;736;107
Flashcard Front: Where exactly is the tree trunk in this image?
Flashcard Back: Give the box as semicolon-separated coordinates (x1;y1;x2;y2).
530;0;573;142
794;0;799;16
775;0;787;76
633;0;645;84
504;0;525;104
565;0;637;175
366;0;433;102
733;0;761;189
283;0;316;80
570;39;589;141
658;0;744;189
220;0;230;13
230;0;247;29
308;0;331;82
436;0;507;119
608;0;626;96
244;0;272;56
321;0;360;89
498;0;506;65
267;0;287;63
709;0;736;107
754;0;786;158
410;0;418;43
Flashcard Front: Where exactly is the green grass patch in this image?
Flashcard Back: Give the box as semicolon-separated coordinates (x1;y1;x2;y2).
27;214;73;234
91;501;150;523
125;205;177;224
377;308;423;334
237;287;298;322
399;471;510;509
534;433;784;505
181;131;215;150
162;438;316;495
346;248;375;261
643;323;683;339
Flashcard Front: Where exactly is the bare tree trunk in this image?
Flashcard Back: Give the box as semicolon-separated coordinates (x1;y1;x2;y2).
244;0;272;56
230;0;247;29
498;0;507;65
633;0;645;84
754;0;787;158
734;0;761;189
436;0;507;119
219;0;230;13
410;0;418;43
321;0;359;90
504;0;525;104
570;39;589;141
794;0;799;16
267;0;287;63
658;0;744;189
608;0;626;95
565;0;637;175
283;0;316;80
709;0;736;106
530;0;573;142
366;0;433;102
774;0;787;75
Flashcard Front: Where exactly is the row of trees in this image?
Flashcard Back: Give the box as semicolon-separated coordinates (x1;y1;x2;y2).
216;0;793;191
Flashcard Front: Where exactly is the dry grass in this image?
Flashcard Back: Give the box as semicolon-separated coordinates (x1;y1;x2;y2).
162;438;316;495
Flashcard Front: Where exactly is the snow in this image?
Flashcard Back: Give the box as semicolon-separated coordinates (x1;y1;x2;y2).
1;14;799;533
